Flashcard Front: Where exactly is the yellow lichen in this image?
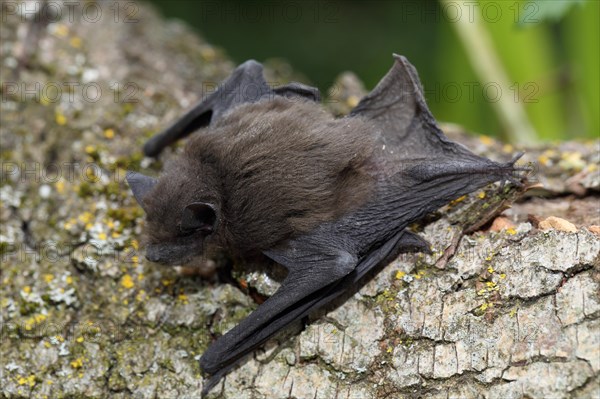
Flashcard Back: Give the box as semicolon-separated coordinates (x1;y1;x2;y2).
121;274;134;289
70;358;83;369
449;195;467;206
559;152;585;171
479;135;494;146
346;95;360;108
69;37;82;48
17;375;36;387
55;180;65;194
85;167;100;183
104;128;115;139
55;111;67;126
395;271;406;280
78;212;94;224
53;24;69;37
200;47;216;61
135;290;147;302
413;270;426;280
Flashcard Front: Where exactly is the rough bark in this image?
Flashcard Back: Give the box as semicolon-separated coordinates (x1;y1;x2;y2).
1;2;598;398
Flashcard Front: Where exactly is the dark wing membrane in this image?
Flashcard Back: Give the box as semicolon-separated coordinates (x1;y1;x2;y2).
351;54;518;192
144;60;321;157
200;236;358;396
352;54;496;162
342;54;520;251
200;228;429;396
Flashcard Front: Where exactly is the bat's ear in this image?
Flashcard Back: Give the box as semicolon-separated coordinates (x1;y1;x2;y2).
126;171;157;212
181;202;218;234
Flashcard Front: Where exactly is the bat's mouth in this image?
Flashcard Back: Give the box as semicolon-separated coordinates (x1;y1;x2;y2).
145;240;204;266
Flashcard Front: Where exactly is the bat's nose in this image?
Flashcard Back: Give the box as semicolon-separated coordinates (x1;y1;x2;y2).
145;247;161;263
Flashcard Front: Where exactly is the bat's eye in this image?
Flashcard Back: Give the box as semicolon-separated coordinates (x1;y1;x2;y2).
178;224;204;237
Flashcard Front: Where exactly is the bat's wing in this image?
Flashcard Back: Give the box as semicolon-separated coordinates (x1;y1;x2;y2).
347;54;522;231
144;60;320;157
199;229;428;396
199;236;358;395
350;54;520;178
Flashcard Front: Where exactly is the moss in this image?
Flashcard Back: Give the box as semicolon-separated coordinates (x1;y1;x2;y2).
107;207;143;227
111;152;146;173
0;241;13;256
107;369;127;392
19;301;40;317
102;181;122;197
76;182;95;198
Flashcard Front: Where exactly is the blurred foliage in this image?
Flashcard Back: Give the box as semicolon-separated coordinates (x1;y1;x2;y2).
147;0;598;143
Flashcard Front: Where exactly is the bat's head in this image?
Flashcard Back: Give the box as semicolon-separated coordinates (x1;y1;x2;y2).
126;160;221;266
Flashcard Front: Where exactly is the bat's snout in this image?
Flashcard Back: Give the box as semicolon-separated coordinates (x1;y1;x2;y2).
145;247;162;263
144;241;204;266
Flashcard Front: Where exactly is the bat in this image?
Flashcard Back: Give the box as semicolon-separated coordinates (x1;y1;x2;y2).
126;55;523;395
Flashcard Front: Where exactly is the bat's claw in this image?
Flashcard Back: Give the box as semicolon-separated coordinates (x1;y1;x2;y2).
499;152;531;189
508;151;525;165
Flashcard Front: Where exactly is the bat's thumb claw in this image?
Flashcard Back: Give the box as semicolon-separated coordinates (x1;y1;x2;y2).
508;151;525;165
499;152;531;187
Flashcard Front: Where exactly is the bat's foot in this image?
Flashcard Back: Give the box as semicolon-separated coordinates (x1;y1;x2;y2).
434;231;462;269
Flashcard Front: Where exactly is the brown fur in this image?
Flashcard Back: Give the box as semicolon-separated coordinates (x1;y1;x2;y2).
143;97;377;255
